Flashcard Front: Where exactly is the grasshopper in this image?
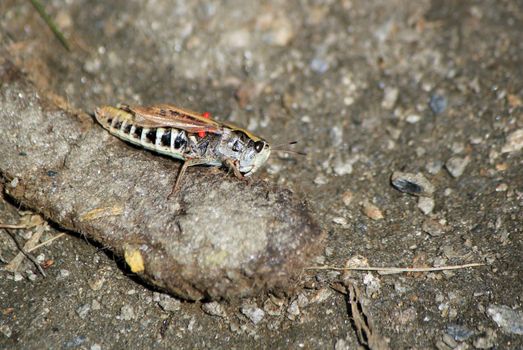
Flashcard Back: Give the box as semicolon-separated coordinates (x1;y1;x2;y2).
94;104;271;195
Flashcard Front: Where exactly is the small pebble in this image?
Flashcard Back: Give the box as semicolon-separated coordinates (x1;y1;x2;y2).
472;328;497;349
76;304;91;319
88;276;105;291
386;126;401;140
347;255;370;268
391;171;435;196
435;340;452;350
310;288;333;304
487;304;523;335
310;57;329;74
406;114;422;124
442;333;458;348
158;294;181;312
495;183;508;192
26;270;37;282
450;142;465;154
426;160;444;175
119;305;135;321
334;338;349;350
266;18;294;46
152;292;161;303
445;156;470;178
64;336;87;348
507;93;523;108
240;304;265;325
202;302;227;318
329;126;343;147
332;157;353;176
313;174;328;185
0;325;12;338
362;202;384;220
263;298;283;317
422;218;447;237
91;300;101;311
286;299;300;320
13;272;23;282
90;344;102;350
363;273;381;297
429;94;447;114
296;293;309;308
300;115;311;123
418;197;435;215
9;178;19;188
83;57;102;74
469;135;483;144
223;29;251;48
501;129;523;153
495;163;508;171
382;87;399;110
341;191;354;206
60;269;70;278
446;324;474;341
332;217;347;226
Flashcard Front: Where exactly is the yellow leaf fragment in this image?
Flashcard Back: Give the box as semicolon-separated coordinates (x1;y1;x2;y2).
124;247;145;273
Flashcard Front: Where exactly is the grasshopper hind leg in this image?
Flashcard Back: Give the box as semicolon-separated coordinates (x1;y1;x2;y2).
168;159;206;198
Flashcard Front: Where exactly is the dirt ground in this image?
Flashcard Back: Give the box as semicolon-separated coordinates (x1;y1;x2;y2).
1;0;523;349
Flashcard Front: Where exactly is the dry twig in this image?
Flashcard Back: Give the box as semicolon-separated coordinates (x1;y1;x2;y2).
2;228;46;277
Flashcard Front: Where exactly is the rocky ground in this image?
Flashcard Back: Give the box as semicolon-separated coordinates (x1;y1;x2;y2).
1;0;522;349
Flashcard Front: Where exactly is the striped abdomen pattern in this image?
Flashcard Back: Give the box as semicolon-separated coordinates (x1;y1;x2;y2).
100;111;189;161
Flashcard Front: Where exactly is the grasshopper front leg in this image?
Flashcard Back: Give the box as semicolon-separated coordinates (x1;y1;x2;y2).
223;158;244;180
223;158;253;187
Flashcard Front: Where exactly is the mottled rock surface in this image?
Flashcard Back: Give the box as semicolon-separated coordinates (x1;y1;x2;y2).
0;59;323;300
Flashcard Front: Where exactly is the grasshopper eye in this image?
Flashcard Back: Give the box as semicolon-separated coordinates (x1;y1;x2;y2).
254;141;265;153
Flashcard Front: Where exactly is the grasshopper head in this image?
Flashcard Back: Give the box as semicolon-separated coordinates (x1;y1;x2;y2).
239;140;271;176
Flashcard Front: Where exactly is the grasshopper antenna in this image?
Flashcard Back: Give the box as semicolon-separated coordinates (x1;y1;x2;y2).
272;141;307;156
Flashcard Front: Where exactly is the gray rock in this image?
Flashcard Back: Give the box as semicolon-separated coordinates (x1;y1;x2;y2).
422;218;447;237
158;294;181;312
391;171;435;196
487;304;523;335
445;156;470;178
76;304;91;319
429;94;447;114
382;86;399;109
0;61;324;300
501;129;523;153
119;305;135;321
446;324;474;341
240;304;265;325
418;197;435;215
202;302;227;318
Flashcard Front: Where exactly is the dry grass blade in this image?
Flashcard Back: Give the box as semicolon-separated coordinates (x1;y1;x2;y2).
29;0;71;51
0;224;30;229
27;233;66;253
307;263;484;274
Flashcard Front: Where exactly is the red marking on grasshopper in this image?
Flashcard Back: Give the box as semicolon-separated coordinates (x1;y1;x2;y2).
198;112;211;138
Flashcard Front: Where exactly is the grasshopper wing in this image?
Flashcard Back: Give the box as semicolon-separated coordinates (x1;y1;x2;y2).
121;104;224;134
